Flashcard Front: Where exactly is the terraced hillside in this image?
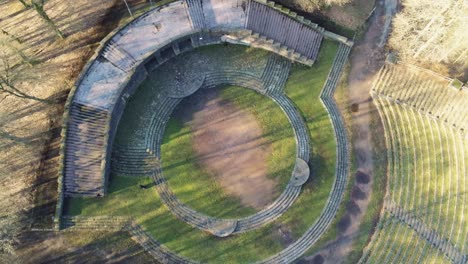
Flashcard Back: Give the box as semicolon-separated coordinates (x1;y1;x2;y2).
361;63;467;264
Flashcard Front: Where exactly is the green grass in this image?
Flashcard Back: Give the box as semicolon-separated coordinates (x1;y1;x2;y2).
65;40;340;263
161;85;296;218
450;79;463;90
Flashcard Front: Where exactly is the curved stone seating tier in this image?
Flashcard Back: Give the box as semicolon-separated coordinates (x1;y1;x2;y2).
111;144;160;176
152;44;350;259
386;202;466;264
372;63;468;131
262;54;291;95
126;222;198;264
168;76;205;98
202;70;266;92
145;97;183;155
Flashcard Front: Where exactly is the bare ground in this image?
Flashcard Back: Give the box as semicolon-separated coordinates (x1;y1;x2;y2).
175;88;277;209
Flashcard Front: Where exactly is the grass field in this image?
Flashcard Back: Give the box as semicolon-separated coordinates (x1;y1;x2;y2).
65;40;340;263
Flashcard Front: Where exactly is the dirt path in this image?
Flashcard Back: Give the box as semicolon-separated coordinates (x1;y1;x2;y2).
176;88;277;209
302;0;397;263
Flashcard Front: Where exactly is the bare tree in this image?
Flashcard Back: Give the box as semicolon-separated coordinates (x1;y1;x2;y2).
389;0;468;67
0;128;30;145
0;54;52;103
17;0;30;7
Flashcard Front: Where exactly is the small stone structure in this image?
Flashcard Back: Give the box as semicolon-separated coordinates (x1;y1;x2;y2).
291;158;310;187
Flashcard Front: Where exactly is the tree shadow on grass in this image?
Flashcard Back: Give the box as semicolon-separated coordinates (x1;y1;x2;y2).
17;230;156;264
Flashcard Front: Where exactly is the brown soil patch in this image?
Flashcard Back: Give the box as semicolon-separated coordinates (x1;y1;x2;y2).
175;88;277;209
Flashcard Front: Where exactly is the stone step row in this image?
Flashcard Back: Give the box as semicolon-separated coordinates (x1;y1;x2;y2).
127;222;197;264
386;202;466;264
145;96;182;154
61;216;130;230
111;159;159;176
268;93;310;161
221;30;314;66
371;64;467;131
202;70;265;92
359;97;467;263
321;43;351;98
246;1;323;61
186;0;206;29
262;54;291;95
101;40;138;72
151;154;305;236
111;144;159;176
64;102;109;196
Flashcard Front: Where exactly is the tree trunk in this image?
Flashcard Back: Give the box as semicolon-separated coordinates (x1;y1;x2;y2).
17;0;30;8
31;2;65;40
0;82;54;103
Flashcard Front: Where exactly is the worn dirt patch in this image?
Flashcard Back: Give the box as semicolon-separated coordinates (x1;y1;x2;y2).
175;88;277;209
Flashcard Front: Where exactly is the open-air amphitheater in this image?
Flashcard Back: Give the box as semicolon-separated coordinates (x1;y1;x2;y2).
52;0;467;263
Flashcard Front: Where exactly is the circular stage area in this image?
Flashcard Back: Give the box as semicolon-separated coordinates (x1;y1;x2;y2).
152;85;311;237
